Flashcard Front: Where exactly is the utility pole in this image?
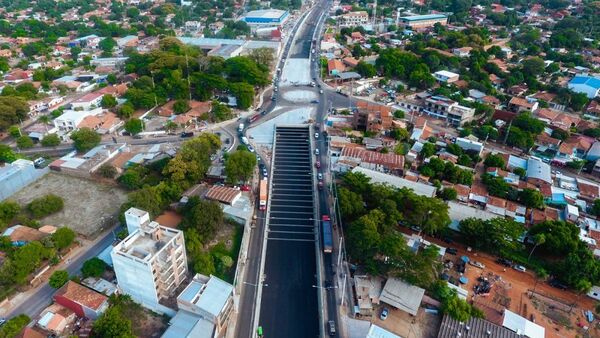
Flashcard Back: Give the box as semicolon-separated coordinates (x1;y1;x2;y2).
185;53;192;101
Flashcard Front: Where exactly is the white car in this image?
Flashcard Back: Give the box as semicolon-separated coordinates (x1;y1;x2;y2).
315;148;320;155
314;132;319;139
318;172;323;180
514;265;526;272
469;261;485;269
248;145;255;153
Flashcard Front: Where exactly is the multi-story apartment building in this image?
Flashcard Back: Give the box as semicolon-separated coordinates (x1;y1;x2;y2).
422;96;475;126
112;208;188;314
339;11;369;27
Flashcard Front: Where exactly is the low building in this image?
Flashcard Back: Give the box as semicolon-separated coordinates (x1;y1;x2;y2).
339;11;369;27
354;275;384;316
242;9;289;27
399;14;448;30
352;101;393;133
568;75;600;98
2;225;47;246
502;309;545;338
53;108;104;132
161;274;234;338
334;146;404;174
379;277;425;316
422;96;475;126
508;97;538;113
526;157;552;185
351;167;437;197
438;314;521;338
455;137;484;154
36;304;77;335
70;92;104;110
367;324;402;338
204;186;242;206
90;57;128;68
53;281;109;319
433;70;459;83
0;159;48;201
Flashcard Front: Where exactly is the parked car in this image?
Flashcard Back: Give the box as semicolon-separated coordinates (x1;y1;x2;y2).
315;149;320;155
513;265;526;272
33;157;46;168
248;145;255;153
469;261;485;269
180;131;194;138
318;181;324;190
311;100;319;104
496;258;513;267
549;278;568;290
240;185;251;191
318;173;323;180
446;248;458;255
380;308;389;321
314;132;319;139
315;161;321;168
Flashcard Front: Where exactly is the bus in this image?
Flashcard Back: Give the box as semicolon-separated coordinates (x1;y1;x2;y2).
259;179;268;211
322;215;333;253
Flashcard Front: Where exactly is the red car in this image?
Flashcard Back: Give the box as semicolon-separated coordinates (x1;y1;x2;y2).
240;185;251;191
315;161;321;168
318;181;324;190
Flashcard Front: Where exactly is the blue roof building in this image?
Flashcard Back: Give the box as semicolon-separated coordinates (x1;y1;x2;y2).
242;9;289;26
568;75;600;98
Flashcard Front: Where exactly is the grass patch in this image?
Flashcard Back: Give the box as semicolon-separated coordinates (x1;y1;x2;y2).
209;223;243;283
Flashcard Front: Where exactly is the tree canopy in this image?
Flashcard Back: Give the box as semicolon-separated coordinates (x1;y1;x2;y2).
224;150;256;184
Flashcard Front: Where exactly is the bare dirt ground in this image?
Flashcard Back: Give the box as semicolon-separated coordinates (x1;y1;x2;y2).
425;232;599;338
11;173;127;238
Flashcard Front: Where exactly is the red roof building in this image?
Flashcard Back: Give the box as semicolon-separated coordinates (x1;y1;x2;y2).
53;281;108;319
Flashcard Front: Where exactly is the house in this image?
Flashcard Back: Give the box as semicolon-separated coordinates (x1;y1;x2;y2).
568;75;600;98
452;47;472;58
455;137;484;155
379;278;425;316
53;281;109;319
508;97;538;113
327;59;345;76
526;157;552;185
410;117;434;142
438;314;522;338
469;183;488;204
422;96;475;126
352;101;393;133
485;196;507;216
161;274;234;338
70;92;104;110
53;108;103;132
502;309;545;338
586;100;600;116
36;304;77;335
205;186;242;205
2;225;47;246
354;275;384;316
334;146;404;173
433;70;459;84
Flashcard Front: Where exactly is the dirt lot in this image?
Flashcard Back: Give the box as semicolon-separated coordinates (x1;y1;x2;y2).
430;234;599;338
11;173;127;237
371;305;441;338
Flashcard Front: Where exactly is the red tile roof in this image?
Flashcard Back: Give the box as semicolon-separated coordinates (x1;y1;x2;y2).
54;281;107;310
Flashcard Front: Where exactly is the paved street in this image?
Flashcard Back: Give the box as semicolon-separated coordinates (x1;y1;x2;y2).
259;126;319;338
2;226;120;319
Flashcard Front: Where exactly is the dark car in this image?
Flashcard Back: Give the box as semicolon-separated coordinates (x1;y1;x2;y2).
260;110;267;115
496;258;513;267
180;131;194;138
549;279;568;290
446;248;458;255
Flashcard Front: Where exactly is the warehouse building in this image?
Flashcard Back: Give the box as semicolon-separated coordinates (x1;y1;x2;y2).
399;14;448;30
242;9;289;27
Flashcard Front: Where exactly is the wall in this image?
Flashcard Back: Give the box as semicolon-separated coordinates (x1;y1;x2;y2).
0;161;49;201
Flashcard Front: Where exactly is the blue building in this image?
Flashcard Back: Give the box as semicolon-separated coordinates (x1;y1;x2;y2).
568;75;600;98
242;9;289;26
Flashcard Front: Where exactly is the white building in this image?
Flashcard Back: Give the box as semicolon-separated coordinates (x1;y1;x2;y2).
568;75;600;99
70;92;104;110
0;159;48;201
433;70;459;83
422;96;475;126
162;274;234;338
53;108;103;132
111;208;187;315
339;11;369;27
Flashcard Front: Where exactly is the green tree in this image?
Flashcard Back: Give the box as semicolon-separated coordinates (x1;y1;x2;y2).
182;197;223;240
346;209;383;263
0;200;19;230
0;314;30;338
224;150;257;184
28;194;64;218
390;128;409;141
82;257;107;278
591;199;600;216
51;227;76;250
49;270;69;288
70;128;101;152
438;188;457;201
101;94;118;108
338;187;365;221
518;188;544;209
248;47;275;69
521;57;546;76
118;103;134;118
99;37;117;55
528;221;580;255
484;153;505;169
354;61;377;77
16;135;34;149
0;144;16;163
41;134;60;147
124;118;144;135
173;99;189;114
118;165;148;190
211;101;232;121
420;142;436;158
8;125;21;138
97;164;117;179
228;82;254;109
459;217;524;253
92;306;135;338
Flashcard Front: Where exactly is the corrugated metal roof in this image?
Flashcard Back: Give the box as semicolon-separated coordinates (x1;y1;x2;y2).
437;314;520;338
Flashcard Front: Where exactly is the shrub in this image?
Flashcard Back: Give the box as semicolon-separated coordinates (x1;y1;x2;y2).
28;194;64;218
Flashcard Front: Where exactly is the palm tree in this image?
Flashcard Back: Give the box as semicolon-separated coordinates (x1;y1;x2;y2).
528;233;545;261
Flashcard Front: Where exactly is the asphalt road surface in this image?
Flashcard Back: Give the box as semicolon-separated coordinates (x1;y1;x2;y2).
259;126;319;338
4;226;120;319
